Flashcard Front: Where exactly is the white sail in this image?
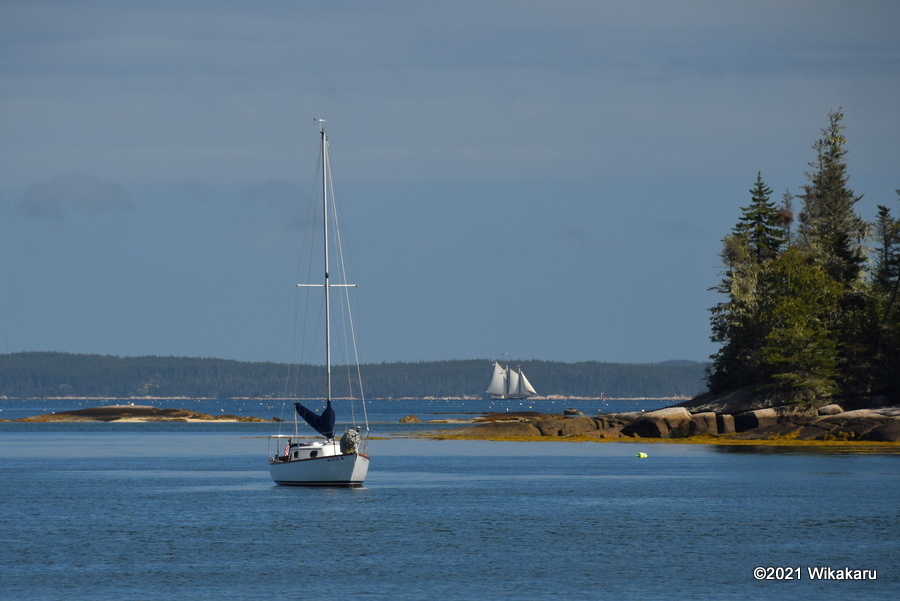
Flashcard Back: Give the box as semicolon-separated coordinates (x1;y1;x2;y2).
517;369;537;397
486;361;538;399
507;368;521;396
485;361;507;395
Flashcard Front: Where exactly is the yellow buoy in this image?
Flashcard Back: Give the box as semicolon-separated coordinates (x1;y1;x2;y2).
636;452;648;458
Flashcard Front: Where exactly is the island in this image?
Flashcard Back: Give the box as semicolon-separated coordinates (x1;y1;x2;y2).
13;405;268;423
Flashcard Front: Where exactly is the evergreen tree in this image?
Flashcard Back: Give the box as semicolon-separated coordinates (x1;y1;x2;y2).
735;172;787;262
708;231;759;392
873;201;900;294
872;198;900;392
708;173;787;393
797;108;867;288
796;109;876;394
757;248;841;404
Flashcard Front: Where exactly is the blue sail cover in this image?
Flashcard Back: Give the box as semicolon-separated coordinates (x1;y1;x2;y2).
294;401;336;438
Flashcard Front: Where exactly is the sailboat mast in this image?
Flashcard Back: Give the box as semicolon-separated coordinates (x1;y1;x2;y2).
320;122;332;403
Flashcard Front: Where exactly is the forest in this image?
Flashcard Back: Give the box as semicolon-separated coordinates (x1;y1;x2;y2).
0;352;707;399
707;109;899;405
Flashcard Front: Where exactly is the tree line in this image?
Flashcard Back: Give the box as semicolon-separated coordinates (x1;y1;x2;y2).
707;109;899;405
0;352;707;399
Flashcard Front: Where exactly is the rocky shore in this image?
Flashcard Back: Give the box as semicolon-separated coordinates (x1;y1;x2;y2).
437;393;900;443
9;394;900;443
12;405;268;423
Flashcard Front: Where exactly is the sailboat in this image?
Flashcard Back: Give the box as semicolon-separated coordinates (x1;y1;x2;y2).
267;119;370;487
485;361;537;400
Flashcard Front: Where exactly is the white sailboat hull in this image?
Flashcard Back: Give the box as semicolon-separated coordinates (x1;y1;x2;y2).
269;452;369;487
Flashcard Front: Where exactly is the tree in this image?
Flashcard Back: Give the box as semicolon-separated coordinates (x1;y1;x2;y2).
735;172;788;262
757;248;841;404
873;201;900;294
872;198;900;392
796;108;867;289
707;173;787;393
708;231;760;392
796;109;877;394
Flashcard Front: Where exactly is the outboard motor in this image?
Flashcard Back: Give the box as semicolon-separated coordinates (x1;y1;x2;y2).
340;428;361;454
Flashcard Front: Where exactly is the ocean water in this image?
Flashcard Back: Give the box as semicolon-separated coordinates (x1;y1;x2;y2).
0;396;672;424
0;399;898;600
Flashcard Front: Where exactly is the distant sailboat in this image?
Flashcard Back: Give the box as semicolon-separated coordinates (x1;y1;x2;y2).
267;119;370;487
486;361;537;400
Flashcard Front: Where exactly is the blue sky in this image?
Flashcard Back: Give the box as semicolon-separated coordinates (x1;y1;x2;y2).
1;0;898;366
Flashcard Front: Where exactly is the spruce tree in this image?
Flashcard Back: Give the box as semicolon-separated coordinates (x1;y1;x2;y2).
873;202;900;294
797;108;867;288
757;248;841;404
796;109;876;394
735;172;787;262
872;198;900;392
707;173;788;393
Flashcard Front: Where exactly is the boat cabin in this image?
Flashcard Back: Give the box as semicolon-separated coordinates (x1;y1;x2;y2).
275;439;341;462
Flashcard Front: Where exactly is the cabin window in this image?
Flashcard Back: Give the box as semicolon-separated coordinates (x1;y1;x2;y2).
310;451;318;458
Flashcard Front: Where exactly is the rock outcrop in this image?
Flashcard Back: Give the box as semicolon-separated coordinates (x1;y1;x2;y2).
442;402;900;442
731;408;900;442
621;407;693;438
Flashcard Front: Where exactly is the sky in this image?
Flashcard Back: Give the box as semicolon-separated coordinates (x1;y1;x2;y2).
1;0;898;367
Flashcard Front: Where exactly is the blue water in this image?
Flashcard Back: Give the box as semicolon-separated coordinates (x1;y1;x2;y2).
0;418;897;600
0;396;671;425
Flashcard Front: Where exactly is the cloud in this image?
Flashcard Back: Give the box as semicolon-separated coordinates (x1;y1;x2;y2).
15;172;133;221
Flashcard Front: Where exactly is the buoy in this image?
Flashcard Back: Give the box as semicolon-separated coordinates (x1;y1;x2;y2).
636;452;648;458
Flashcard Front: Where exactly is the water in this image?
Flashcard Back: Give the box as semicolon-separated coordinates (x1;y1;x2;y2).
0;396;672;425
0;421;897;600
